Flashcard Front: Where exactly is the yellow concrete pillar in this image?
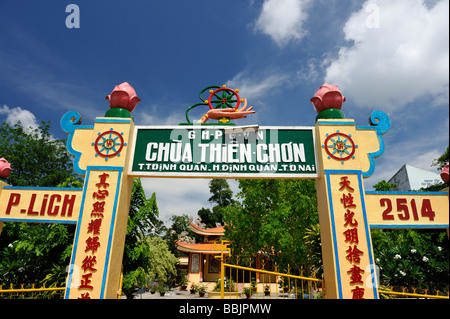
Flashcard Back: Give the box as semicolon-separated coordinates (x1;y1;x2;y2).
314;113;390;299
0;181;8;235
62;113;135;299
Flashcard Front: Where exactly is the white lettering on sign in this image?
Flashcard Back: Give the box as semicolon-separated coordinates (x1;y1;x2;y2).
144;142;306;164
130;126;318;178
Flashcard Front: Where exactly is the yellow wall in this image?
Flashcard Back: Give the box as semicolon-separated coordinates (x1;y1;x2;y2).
203;254;221;282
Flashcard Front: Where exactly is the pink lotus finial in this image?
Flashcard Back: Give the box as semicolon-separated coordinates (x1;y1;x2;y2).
0;158;11;179
106;82;141;112
311;83;346;114
441;163;449;184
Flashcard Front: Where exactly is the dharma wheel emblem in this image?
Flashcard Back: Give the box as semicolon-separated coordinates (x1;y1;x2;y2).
92;129;126;160
322;131;357;163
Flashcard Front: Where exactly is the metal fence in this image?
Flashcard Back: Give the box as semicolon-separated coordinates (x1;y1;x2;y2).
217;239;324;299
378;286;449;299
0;283;65;299
219;262;324;299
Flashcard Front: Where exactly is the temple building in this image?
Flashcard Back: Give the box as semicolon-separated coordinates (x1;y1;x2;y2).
176;217;229;285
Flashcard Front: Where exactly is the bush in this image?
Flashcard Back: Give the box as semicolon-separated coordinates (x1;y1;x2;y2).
372;229;449;293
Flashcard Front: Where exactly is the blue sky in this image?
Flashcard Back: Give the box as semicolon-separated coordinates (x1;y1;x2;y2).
1;0;448;225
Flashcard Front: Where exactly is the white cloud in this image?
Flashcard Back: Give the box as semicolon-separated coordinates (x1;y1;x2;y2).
364;116;449;189
324;0;449;110
0;105;39;130
297;58;322;83
133;104;185;126
227;71;289;101
141;178;211;225
254;0;312;46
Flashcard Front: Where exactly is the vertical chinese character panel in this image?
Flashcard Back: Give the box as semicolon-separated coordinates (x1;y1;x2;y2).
314;116;389;299
101;172;134;298
327;173;377;299
66;169;121;299
315;172;342;298
62;116;135;299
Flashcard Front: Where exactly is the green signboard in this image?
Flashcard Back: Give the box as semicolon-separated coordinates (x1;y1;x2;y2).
129;126;318;178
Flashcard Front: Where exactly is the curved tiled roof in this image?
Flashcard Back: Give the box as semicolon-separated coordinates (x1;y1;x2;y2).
176;240;229;254
189;222;225;236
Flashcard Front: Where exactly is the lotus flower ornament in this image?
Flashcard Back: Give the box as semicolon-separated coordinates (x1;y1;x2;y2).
441;163;449;184
311;83;346;121
105;82;141;119
0;158;11;179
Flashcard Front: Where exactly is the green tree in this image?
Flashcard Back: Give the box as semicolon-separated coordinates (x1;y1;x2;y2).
146;236;178;286
372;229;448;293
426;145;449;191
431;145;449;170
126;178;159;238
0;178;82;286
152;219;167;237
208;179;234;207
122;236;178;299
0;121;81;187
122;178;160;298
197;179;235;228
373;180;397;191
0;121;81;286
223;179;319;276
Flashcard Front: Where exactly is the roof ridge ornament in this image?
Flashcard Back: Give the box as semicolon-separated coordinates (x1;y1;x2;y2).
190;216;206;229
178;231;196;244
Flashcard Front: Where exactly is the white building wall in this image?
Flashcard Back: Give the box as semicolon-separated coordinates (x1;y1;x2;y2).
388;164;441;191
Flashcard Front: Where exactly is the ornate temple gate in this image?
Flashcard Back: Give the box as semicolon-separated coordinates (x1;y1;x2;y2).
0;83;448;299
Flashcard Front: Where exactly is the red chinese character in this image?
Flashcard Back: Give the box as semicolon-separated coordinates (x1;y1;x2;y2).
87;218;102;235
346;245;364;264
347;265;364;285
96;173;110;189
339;176;354;192
344;210;358;227
79;273;94;289
341;193;356;208
343;228;359;244
85;236;101;253
351;286;365;299
93;189;109;200
91;201;106;218
81;255;97;273
78;292;91;299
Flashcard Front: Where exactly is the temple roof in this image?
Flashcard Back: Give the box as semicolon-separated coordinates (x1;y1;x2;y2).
189;221;225;236
176;241;229;254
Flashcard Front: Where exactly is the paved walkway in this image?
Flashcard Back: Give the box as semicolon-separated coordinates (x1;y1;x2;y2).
121;289;209;299
121;288;309;299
